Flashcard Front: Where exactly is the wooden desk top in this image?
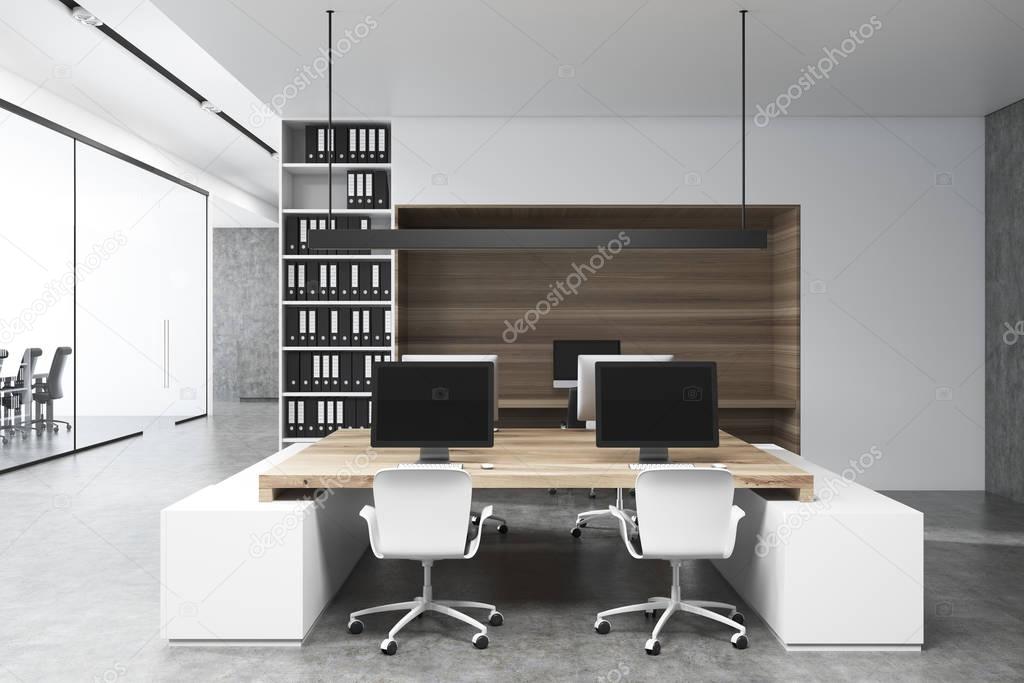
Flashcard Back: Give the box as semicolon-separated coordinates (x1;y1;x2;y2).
259;429;814;502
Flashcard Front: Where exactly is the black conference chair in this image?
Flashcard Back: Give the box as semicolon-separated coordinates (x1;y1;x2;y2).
30;347;73;434
1;348;42;443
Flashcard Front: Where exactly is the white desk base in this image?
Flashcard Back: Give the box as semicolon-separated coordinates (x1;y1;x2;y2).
160;444;370;645
714;445;923;651
162;443;922;649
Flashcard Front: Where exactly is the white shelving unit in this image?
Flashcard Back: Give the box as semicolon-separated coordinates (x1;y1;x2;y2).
279;119;395;445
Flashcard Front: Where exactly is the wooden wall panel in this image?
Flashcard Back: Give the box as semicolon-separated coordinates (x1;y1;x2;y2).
395;205;801;449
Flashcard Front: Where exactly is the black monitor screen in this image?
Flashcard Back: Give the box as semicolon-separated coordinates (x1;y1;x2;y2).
596;362;718;447
371;362;494;447
553;340;621;381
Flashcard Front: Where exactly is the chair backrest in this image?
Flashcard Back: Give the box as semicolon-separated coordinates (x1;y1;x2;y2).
577;354;673;421
45;347;73;400
635;468;737;559
372;468;473;558
401;354;499;421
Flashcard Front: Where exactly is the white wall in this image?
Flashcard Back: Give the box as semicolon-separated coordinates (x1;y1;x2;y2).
390;116;984;491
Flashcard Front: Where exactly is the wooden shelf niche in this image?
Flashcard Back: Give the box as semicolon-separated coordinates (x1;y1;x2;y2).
394;205;800;452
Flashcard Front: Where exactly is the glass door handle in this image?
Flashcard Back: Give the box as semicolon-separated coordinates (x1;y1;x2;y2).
163;320;170;388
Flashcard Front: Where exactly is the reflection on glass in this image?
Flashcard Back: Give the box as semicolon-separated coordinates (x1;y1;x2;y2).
0;114;75;469
75;144;207;449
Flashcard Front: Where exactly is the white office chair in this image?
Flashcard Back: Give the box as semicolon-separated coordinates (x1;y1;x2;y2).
571;353;672;538
347;468;504;655
401;353;508;535
594;468;748;655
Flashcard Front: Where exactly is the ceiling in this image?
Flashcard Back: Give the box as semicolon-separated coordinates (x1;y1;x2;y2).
0;0;278;208
151;0;1024;118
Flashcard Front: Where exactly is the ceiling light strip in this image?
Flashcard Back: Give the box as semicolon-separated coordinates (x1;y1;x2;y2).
59;1;276;156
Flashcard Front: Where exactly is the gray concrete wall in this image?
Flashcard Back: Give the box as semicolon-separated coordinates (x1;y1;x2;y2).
986;99;1024;502
212;227;278;401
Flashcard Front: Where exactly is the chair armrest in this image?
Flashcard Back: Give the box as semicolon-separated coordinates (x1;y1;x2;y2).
464;504;494;559
359;505;383;559
723;505;746;558
608;506;643;559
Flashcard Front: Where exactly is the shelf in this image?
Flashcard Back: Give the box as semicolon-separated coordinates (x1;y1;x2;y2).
282;437;320;443
283;392;371;397
282;254;393;261
497;397;798;410
283;163;390;174
283;346;392;352
282;208;392;215
282;300;392;306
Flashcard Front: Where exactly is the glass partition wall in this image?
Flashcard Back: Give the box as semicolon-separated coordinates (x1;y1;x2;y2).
0;101;207;471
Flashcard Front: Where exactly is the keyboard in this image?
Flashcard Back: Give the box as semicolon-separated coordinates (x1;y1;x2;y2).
397;463;464;470
630;463;694;471
629;463;729;471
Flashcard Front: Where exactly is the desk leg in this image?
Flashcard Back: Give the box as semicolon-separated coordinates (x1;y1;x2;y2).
259;487;281;502
797;487;814;503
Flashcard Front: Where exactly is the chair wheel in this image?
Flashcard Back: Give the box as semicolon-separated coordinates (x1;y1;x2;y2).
594;619;610;634
472;633;488;649
731;633;748;649
570;526;581;538
588;491;597;499
53;426;59;433
347;619;364;634
578;521;587;528
380;638;397;655
471;515;480;526
730;611;745;625
488;611;504;626
66;425;72;431
645;638;661;655
548;488;557;495
496;523;508;534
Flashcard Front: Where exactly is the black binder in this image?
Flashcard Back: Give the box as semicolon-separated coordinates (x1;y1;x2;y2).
317;262;329;299
305;125;319;162
351;352;364;390
383;308;392;346
286;352;300;391
370;262;382;300
300;352;312;391
347;171;357;209
370;307;385;346
358;263;372;300
350;308;362;347
378;125;390;163
285;217;298;255
285;308;299;346
348;262;360;302
296;263;307;300
327;263;338;300
372;170;390;209
311;354;323;391
331;124;346;163
340;352;351;390
381;261;391;300
285;264;296;300
360;309;372;345
316;309;330;345
356;398;369;428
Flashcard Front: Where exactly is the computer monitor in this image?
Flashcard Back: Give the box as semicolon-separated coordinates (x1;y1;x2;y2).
401;354;499;423
552;340;621;389
596;361;718;462
576;354;673;423
371;362;494;462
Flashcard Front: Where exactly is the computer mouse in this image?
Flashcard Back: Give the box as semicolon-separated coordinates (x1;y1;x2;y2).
480;463;494;470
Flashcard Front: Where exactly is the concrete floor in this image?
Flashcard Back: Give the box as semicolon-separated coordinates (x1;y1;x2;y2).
0;401;1021;682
